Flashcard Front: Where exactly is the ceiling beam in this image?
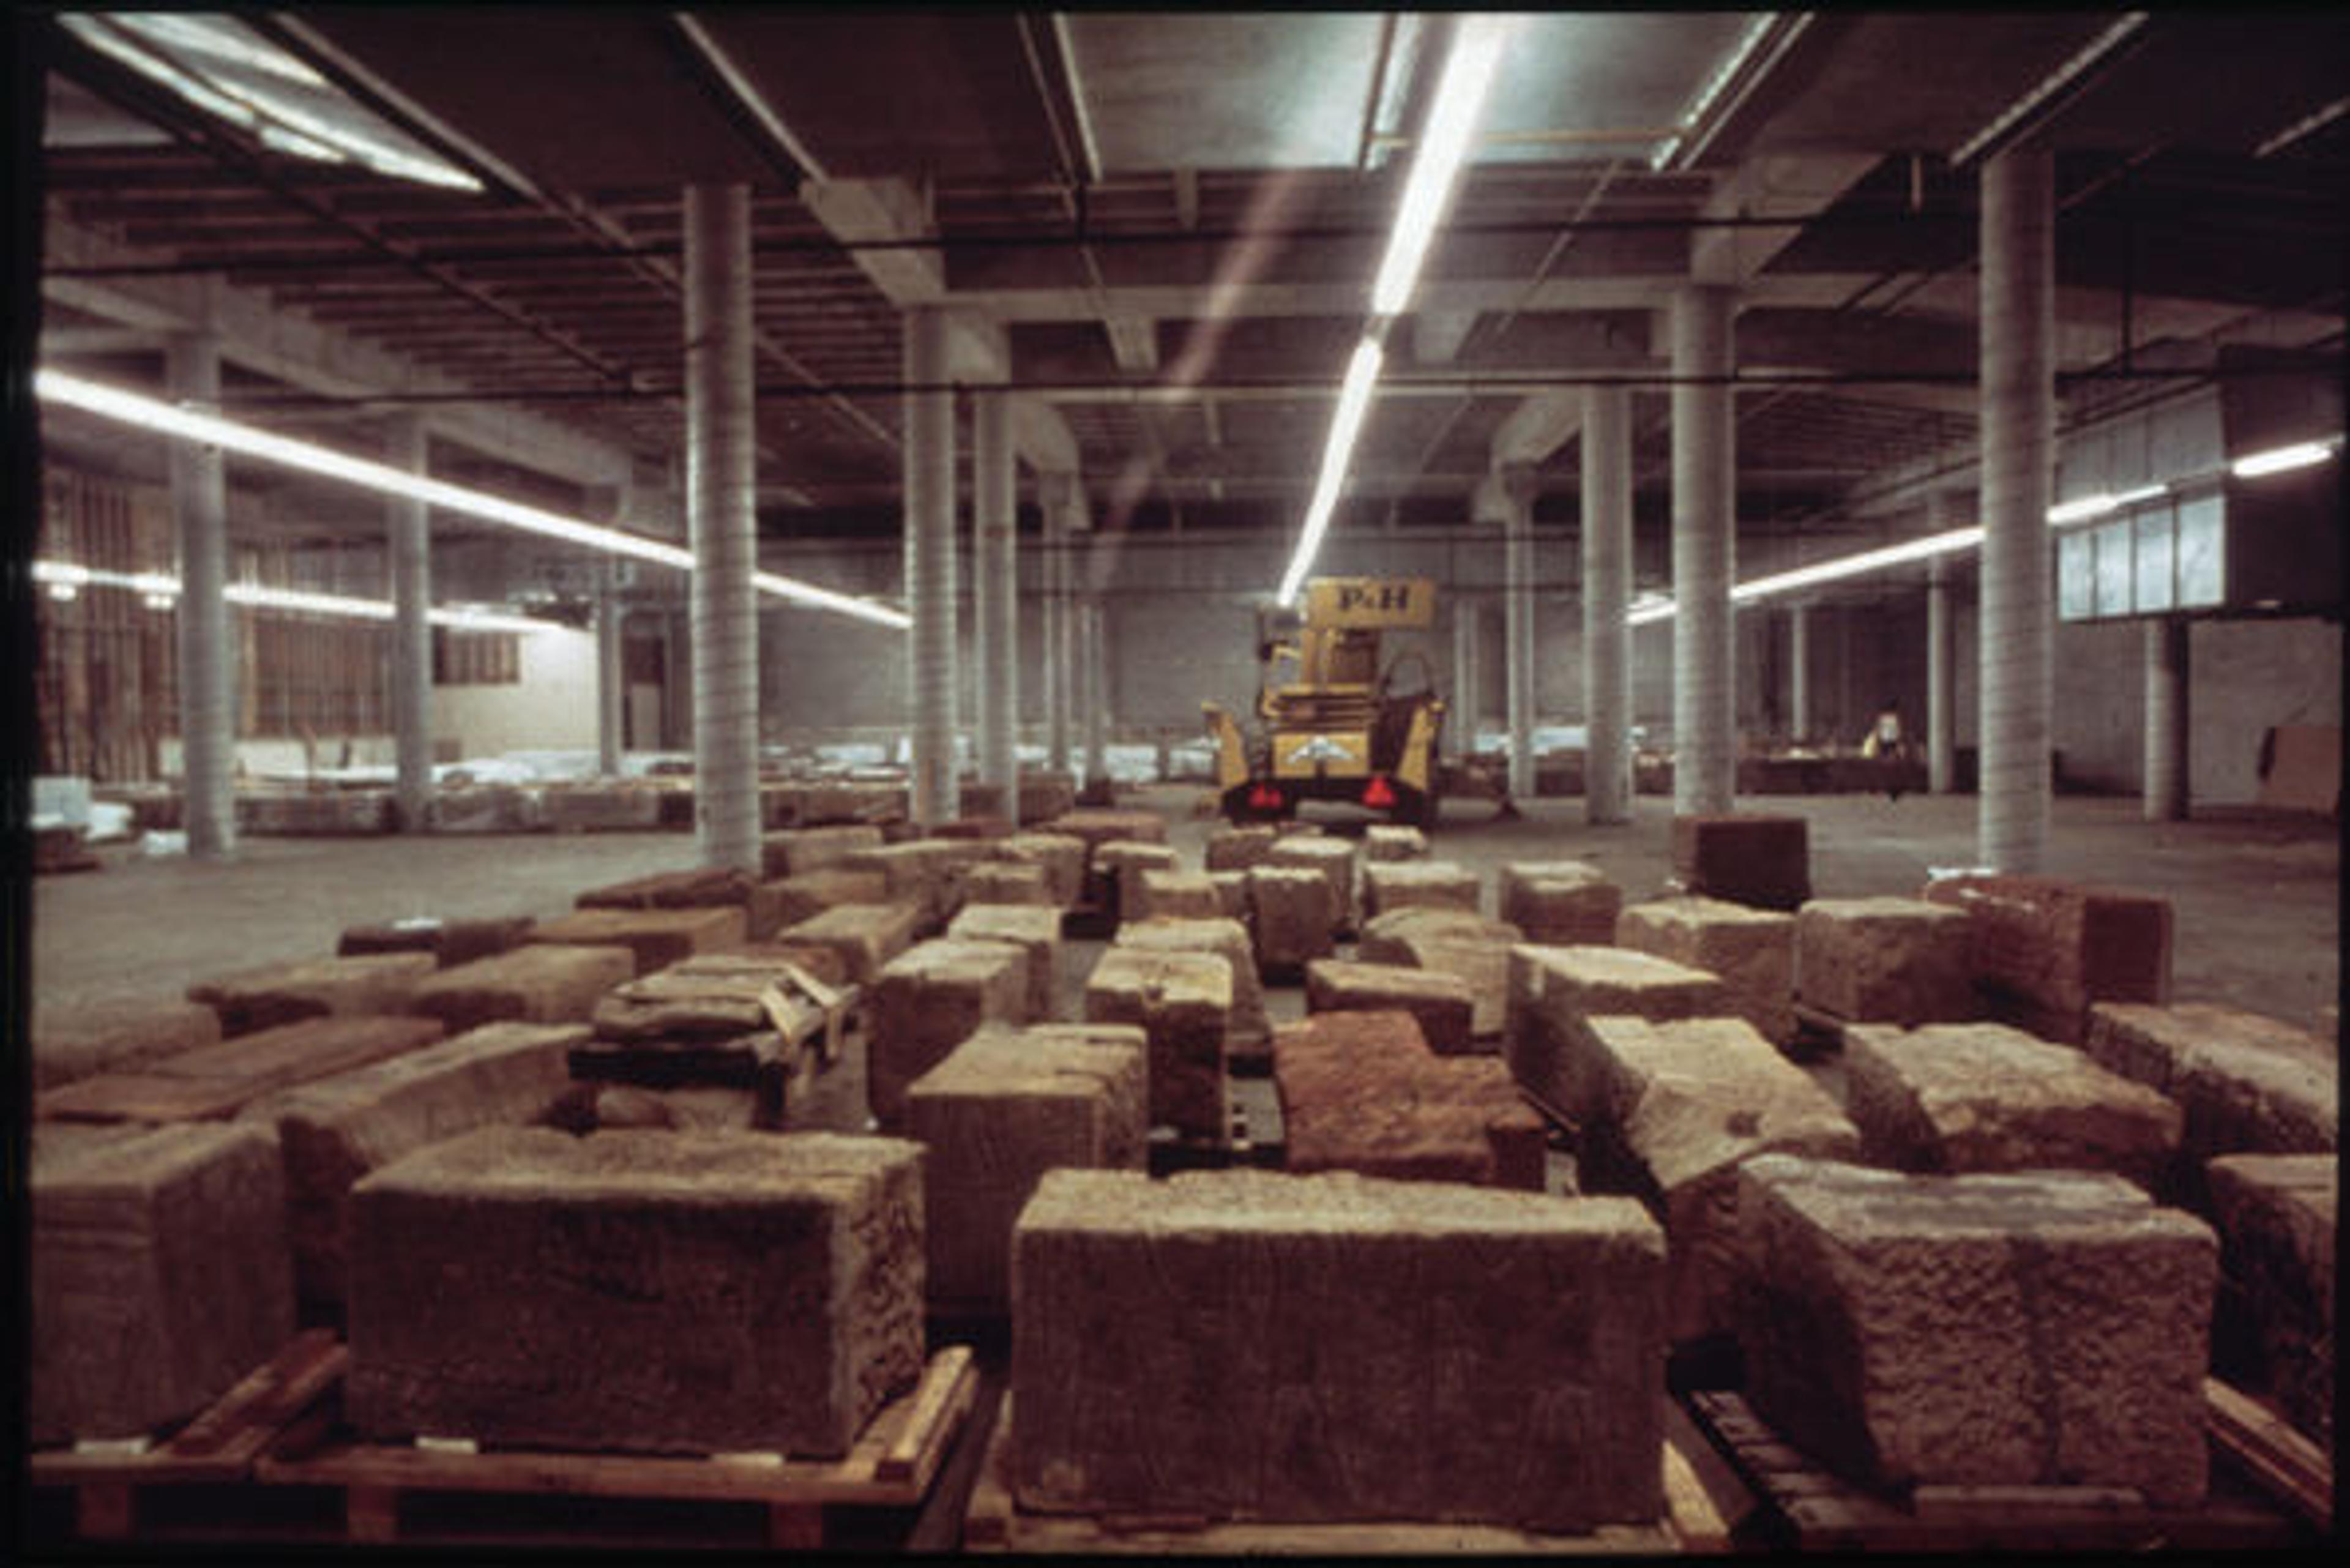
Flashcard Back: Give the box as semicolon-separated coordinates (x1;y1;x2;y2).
1687;152;1879;286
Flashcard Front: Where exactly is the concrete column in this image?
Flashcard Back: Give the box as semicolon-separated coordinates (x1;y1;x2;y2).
684;184;762;873
2144;616;2190;821
597;554;626;776
972;389;1018;801
1927;562;1956;794
1038;472;1073;773
1081;598;1110;790
1671;283;1737;816
1450;599;1479;753
170;334;235;859
1977;149;2055;873
1582;383;1633;824
1500;462;1539;801
904;305;960;827
384;415;433;832
1788;602;1811;744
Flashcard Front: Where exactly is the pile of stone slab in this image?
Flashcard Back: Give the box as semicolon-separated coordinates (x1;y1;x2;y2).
1923;872;2174;1042
868;936;1035;1130
1084;943;1233;1142
1355;906;1523;1044
1792;896;1974;1031
1671;813;1810;911
575;865;795;943
1272;1010;1543;1190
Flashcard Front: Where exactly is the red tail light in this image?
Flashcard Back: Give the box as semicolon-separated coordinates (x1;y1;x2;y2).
1361;776;1396;808
1248;783;1285;810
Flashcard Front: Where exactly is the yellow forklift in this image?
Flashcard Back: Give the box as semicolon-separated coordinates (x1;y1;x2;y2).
1203;576;1445;829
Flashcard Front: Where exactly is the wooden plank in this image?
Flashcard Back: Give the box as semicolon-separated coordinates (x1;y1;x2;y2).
1661;1400;1750;1551
33;1331;347;1487
2206;1376;2332;1531
878;1345;977;1487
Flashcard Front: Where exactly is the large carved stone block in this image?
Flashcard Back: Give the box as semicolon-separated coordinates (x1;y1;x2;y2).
346;1129;925;1458
762;823;886;880
2084;1003;2337;1185
965;860;1052;906
777;902;923;985
241;1021;584;1309
1362;824;1429;862
1266;836;1357;934
1095;840;1179;923
906;1024;1147;1316
33;997;222;1091
949;903;1064;1021
1274;1011;1543;1190
1012;1168;1666;1531
1499;861;1621;946
1570;1017;1860;1341
337;914;535;969
31;1122;294;1444
868;939;1031;1130
1356;908;1523;1040
41;1014;447;1124
1793;897;1972;1025
1083;947;1231;1138
1360;860;1482;921
1616;895;1796;1046
1132;867;1222;922
406;944;636;1032
1922;873;2171;1041
1116;916;1268;1047
1843;1022;2184;1186
530;906;747;978
1247;865;1338;970
1505;945;1729;1122
1734;1156;2215;1507
1305;958;1476;1056
764;868;892;931
1042;807;1168;856
998;832;1087;908
1204;823;1280;872
2206;1153;2335;1450
1670;813;1810;911
845;841;972;932
188;952;438;1037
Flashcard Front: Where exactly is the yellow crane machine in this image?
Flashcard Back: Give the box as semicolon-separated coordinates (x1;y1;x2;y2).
1203;576;1445;828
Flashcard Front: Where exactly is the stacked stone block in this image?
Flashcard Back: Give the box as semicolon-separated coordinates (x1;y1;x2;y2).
1305;958;1476;1056
1505;945;1729;1125
868;938;1032;1130
1132;867;1222;922
997;832;1087;908
33;998;223;1091
1246;865;1337;971
1266;835;1357;935
1273;1010;1543;1190
406;944;636;1032
1360;859;1481;921
42;1014;447;1124
1616;895;1796;1047
1117;916;1268;1053
338;914;535;969
2206;1153;2335;1450
1793;897;1972;1025
1083;947;1232;1139
1355;907;1523;1041
1922;873;2172;1042
188;952;438;1036
947;903;1064;1021
1499;862;1621;947
529;906;747;977
776;903;923;985
1670;813;1810;911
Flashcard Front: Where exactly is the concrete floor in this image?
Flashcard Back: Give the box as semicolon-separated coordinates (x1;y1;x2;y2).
32;784;2338;1040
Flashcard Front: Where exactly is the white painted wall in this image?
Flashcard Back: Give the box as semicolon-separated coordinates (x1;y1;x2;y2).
431;625;599;757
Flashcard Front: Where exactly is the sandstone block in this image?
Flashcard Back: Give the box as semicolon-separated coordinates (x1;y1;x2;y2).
31;1122;294;1444
529;906;747;977
1083;947;1232;1138
575;865;750;913
948;903;1064;1021
188;952;438;1037
1208;870;1249;922
241;1021;584;1309
1266;835;1357;933
844;841;970;931
406;944;636;1032
1043;807;1167;855
1571;1017;1860;1341
1274;1011;1543;1190
1132;867;1222;922
965;860;1052;906
541;783;665;832
1095;840;1179;922
346;1129;925;1458
1499;861;1621;947
1671;813;1810;911
41;1014;447;1124
762;823;886;880
907;1024;1148;1316
33;997;222;1091
1616;895;1797;1046
1356;907;1523;1040
998;832;1087;908
1362;824;1429;862
2084;1003;2337;1173
1247;865;1337;970
868;939;1031;1129
1360;859;1481;921
777;902;923;985
1012;1169;1666;1531
1304;958;1476;1055
1204;823;1280;872
1794;897;1972;1024
1843;1022;2184;1186
590;949;848;1042
764;868;891;930
1017;772;1079;826
540;1082;766;1136
1116;916;1267;1045
932;812;1015;842
1922;873;2172;1041
1505;945;1730;1123
2206;1154;2334;1450
337;914;535;969
1734;1155;2215;1506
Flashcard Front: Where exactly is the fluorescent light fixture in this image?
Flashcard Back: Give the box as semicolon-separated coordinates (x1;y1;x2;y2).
1950;12;2149;168
34;558;553;634
1370;15;1516;317
1651;12;1781;171
2047;493;2117;525
35;370;911;630
2111;481;2169;507
2231;440;2333;479
1275;338;1386;606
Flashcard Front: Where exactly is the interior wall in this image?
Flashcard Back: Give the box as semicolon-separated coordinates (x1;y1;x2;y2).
431;625;598;757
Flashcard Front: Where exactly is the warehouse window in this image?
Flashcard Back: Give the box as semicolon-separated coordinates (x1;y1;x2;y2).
433;627;521;687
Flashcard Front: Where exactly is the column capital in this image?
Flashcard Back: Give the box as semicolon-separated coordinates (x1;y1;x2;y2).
1498;460;1541;509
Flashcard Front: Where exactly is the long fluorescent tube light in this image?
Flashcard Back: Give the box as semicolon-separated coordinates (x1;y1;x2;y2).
1275;338;1386;606
32;558;553;633
1370;15;1515;318
2231;441;2332;479
2047;493;2118;525
36;370;911;629
1950;11;2148;168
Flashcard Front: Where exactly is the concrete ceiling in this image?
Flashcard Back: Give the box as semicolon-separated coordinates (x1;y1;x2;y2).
31;8;2348;577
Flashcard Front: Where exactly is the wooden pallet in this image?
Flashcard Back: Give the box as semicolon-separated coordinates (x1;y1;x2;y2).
29;1329;346;1540
2204;1376;2333;1533
963;1398;1737;1554
1685;1386;2311;1551
254;1343;981;1548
